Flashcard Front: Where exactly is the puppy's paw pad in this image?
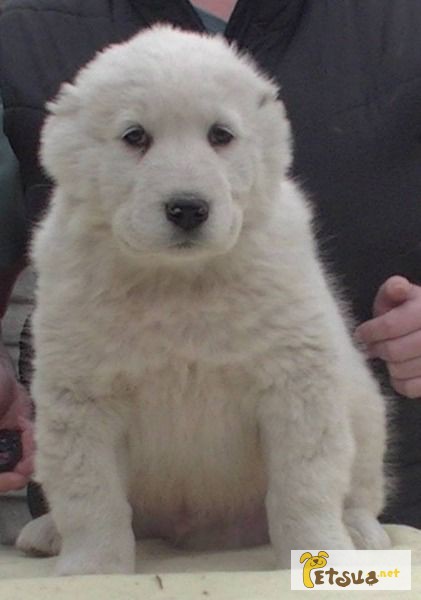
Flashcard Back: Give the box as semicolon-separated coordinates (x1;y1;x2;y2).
17;513;61;557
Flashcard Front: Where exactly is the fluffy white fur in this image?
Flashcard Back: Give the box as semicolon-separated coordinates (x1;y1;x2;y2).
17;26;390;574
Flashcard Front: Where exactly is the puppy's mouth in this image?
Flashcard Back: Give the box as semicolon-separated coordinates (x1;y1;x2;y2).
172;240;197;250
118;235;206;257
168;233;204;251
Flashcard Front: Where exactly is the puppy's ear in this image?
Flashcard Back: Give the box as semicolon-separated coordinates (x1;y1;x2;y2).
318;551;329;559
258;79;280;108
300;552;313;563
40;82;82;184
258;89;278;108
47;82;80;116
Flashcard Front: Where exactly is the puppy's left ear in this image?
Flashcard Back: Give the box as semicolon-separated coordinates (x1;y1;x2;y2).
46;82;80;116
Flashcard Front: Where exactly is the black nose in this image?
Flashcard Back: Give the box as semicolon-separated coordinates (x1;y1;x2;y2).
165;196;209;231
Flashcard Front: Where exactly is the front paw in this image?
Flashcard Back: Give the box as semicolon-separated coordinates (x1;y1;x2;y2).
56;555;135;576
344;509;391;550
55;533;136;575
271;523;355;569
17;513;61;557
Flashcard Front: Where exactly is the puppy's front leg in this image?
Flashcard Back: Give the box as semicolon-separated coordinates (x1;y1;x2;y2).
258;378;355;568
35;389;134;576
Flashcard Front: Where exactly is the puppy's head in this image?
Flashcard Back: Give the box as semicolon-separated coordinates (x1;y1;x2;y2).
42;25;291;265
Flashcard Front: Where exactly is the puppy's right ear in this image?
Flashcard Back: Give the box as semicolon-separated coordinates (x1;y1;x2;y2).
46;82;80;116
300;552;312;563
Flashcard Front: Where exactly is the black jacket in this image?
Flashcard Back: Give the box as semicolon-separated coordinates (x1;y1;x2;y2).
1;0;421;526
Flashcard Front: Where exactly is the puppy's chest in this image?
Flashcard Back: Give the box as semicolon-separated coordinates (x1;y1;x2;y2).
127;362;267;516
92;281;277;371
101;286;271;495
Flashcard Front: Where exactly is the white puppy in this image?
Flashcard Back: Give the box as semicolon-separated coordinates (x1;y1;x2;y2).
17;26;390;574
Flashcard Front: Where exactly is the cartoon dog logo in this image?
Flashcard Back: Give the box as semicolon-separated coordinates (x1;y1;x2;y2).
300;551;329;588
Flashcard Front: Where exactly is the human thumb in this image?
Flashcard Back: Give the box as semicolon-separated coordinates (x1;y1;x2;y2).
373;275;412;318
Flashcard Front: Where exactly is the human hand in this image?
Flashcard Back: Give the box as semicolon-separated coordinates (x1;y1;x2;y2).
355;275;421;399
0;355;34;492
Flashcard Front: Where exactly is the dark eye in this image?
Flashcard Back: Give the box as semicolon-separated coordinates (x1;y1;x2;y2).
208;124;235;147
122;125;152;153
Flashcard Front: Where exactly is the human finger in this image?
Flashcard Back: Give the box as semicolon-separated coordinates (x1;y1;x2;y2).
368;329;421;363
373;275;412;318
356;299;421;345
390;376;421;399
387;356;421;381
0;471;29;493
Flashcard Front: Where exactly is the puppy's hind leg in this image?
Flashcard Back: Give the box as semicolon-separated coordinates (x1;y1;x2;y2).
343;373;391;550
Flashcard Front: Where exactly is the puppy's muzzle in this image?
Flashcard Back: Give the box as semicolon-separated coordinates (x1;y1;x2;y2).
165;195;209;231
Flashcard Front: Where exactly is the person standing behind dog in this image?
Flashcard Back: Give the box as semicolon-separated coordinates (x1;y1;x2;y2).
1;0;421;529
0;94;33;493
